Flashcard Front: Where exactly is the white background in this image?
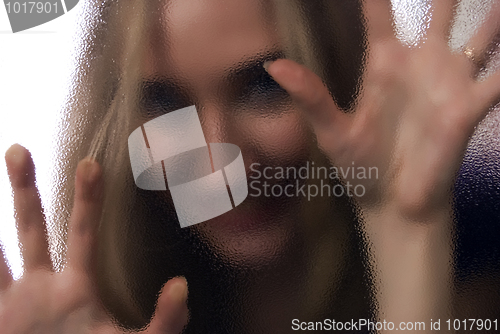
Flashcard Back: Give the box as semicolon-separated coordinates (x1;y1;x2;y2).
0;2;82;278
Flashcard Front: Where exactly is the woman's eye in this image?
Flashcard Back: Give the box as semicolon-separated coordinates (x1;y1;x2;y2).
240;71;289;105
140;80;192;119
225;57;291;111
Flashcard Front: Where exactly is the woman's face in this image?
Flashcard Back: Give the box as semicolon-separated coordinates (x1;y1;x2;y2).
98;1;362;328
138;0;334;263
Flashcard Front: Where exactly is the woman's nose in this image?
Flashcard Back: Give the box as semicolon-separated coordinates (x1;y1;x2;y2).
197;102;227;144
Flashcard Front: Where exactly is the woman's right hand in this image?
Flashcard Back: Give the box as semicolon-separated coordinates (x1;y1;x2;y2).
0;144;189;334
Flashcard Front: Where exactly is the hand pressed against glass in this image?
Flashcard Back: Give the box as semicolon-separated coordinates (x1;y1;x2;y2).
268;0;500;215
0;145;188;333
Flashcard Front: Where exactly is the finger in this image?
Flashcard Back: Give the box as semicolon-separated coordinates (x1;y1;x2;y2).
474;69;500;114
464;2;500;74
66;158;103;275
5;144;52;271
0;245;13;291
144;277;189;334
264;59;350;134
427;0;457;40
363;0;396;43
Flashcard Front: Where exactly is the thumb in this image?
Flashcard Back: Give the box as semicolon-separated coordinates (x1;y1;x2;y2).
143;277;189;334
264;59;349;133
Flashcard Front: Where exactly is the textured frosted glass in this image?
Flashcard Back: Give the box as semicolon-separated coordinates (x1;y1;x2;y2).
29;0;500;331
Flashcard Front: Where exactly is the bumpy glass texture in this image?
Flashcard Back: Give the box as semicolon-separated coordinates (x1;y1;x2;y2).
45;0;500;332
450;0;500;321
392;0;432;46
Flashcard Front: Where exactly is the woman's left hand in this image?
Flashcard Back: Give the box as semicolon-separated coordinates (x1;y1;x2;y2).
266;0;500;327
266;0;500;218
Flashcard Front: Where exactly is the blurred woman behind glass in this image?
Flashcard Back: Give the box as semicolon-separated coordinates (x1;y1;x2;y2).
50;0;370;332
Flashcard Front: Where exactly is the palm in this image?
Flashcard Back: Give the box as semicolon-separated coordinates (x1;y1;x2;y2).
1;269;111;333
